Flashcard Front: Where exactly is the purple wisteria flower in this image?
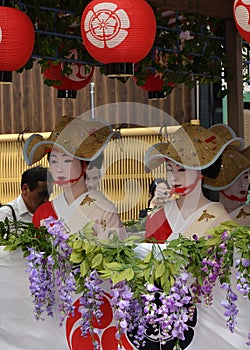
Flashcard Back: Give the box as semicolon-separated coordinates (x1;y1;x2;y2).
26;217;76;325
235;258;250;297
246;332;250;346
139;273;196;348
79;270;104;349
221;282;239;333
26;248;55;320
110;280;146;345
157;272;193;341
191;230;230;306
199;257;222;306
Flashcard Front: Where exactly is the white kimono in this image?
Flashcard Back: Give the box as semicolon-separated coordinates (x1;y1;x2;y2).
229;203;250;226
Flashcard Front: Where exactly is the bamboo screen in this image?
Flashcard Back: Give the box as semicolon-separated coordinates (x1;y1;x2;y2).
0;128;174;221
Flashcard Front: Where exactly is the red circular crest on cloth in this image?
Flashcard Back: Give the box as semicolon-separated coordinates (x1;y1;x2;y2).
66;293;134;350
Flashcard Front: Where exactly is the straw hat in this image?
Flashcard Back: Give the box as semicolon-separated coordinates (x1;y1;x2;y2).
203;145;250;190
241;146;250;161
209;123;244;150
145;123;242;172
23;116;115;166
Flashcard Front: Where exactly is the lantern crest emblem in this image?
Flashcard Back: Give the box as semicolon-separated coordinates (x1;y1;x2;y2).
84;2;130;49
233;0;250;43
234;0;250;33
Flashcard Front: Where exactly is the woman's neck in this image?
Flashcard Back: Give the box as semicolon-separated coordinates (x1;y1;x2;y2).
63;177;88;205
219;193;241;213
176;184;210;219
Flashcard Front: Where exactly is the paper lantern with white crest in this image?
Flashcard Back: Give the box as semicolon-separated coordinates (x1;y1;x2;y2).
233;0;250;43
43;62;94;98
80;0;156;77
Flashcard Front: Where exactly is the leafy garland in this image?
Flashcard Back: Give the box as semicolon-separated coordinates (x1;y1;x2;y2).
0;217;250;348
14;1;228;97
134;10;227;97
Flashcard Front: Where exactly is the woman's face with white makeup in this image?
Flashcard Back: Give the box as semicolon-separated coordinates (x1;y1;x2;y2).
223;171;249;199
166;160;200;192
49;148;82;187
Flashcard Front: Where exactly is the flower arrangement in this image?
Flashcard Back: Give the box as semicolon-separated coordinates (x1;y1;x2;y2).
0;217;249;348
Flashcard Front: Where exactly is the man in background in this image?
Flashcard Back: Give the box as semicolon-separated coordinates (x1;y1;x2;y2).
0;166;53;223
85;152;104;191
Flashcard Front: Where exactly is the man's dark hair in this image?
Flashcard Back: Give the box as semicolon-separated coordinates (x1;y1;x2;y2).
21;166;52;191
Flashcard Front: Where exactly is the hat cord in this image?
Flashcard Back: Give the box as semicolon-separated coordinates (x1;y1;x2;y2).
53;161;87;186
169;175;203;197
220;190;247;203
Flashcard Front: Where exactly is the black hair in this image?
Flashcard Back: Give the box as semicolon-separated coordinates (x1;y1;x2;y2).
21;166;52;191
201;155;222;179
202;187;220;201
201;156;222;201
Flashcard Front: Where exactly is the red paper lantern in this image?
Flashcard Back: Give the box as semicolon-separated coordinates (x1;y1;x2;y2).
81;0;156;76
233;0;250;43
0;7;35;71
43;62;94;98
134;71;166;99
133;70;175;100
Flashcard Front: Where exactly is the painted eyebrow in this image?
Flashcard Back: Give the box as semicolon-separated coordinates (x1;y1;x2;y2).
50;154;72;158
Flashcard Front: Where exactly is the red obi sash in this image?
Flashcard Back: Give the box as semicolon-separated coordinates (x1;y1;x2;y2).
145;207;172;243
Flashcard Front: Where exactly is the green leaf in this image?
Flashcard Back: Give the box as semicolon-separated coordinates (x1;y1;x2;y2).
92;253;103;268
118;267;135;282
70;251;84;264
80;260;89;278
104;262;124;271
155;261;166;279
144;251;153;263
81;221;94;235
72;239;83;250
111;271;122;285
167;262;178;276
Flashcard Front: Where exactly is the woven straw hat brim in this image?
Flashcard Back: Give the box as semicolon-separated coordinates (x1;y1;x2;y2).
209;123;245;150
241;146;250;161
23;117;115;166
203;146;250;190
145;123;241;172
